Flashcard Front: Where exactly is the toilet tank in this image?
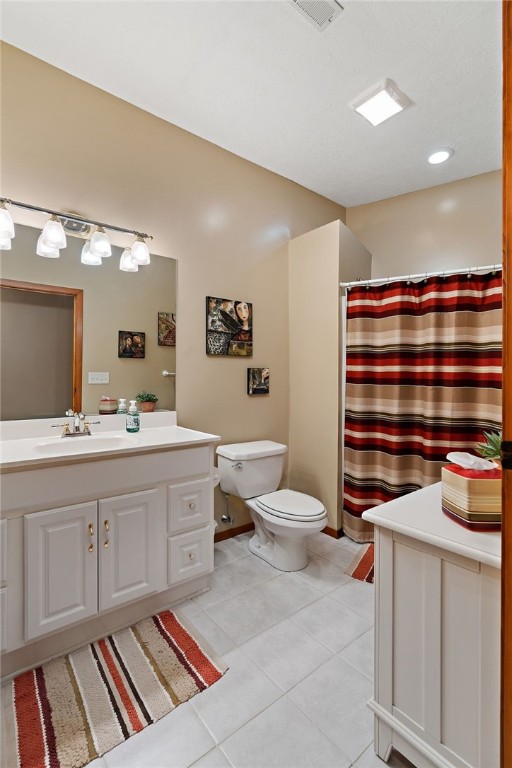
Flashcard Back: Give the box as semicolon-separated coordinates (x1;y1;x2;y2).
216;440;287;499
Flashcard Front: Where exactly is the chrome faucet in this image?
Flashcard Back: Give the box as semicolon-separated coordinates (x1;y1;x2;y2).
52;410;101;437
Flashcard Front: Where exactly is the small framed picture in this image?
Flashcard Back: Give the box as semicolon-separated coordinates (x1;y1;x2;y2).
247;367;269;395
119;331;145;358
158;312;176;346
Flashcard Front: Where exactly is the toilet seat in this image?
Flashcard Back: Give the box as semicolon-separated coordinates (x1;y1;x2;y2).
256;489;326;522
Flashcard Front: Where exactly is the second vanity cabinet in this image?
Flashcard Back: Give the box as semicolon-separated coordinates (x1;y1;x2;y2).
25;489;159;641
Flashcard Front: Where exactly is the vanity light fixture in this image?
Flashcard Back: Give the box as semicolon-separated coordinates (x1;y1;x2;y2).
350;78;412;127
428;147;455;165
0;197;153;270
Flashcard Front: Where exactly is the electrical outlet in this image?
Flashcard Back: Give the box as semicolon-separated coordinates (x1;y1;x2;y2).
88;372;110;384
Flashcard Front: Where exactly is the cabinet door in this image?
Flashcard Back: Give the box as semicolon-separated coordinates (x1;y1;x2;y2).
25;502;97;641
99;489;158;612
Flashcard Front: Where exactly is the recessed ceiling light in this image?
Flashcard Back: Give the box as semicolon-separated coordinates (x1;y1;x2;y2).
350;78;412;127
428;148;455;165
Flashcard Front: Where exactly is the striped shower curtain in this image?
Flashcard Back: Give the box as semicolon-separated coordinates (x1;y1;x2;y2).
342;270;502;542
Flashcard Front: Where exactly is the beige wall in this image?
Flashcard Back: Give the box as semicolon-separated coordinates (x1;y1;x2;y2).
346;171;502;278
1;43;346;532
288;221;371;531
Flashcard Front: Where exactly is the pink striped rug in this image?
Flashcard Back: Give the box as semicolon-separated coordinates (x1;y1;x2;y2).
1;610;227;768
345;543;374;583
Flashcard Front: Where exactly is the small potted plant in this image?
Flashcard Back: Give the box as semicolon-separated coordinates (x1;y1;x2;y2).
135;391;159;413
476;429;502;465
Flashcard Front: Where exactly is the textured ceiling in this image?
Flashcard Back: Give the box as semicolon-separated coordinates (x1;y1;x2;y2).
0;0;502;207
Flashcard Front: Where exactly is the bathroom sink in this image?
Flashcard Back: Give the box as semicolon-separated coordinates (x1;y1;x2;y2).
34;434;137;455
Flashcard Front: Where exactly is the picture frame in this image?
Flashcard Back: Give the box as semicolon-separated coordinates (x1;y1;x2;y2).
118;330;145;358
206;296;253;356
158;312;176;346
247;367;269;395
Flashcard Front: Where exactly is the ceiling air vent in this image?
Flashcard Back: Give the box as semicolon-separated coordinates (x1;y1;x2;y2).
290;0;344;31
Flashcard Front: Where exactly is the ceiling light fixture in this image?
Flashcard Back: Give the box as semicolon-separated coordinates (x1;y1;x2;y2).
428;148;455;165
350;78;412;127
0;197;153;270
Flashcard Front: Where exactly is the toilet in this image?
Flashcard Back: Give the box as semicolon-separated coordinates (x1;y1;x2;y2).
216;440;327;571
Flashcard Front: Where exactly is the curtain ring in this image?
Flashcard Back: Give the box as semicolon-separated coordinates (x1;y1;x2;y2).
467;267;473;278
407;274;411;285
423;273;428;282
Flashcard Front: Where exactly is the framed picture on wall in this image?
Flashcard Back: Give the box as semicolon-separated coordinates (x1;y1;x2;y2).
118;330;145;358
247;367;269;395
158;312;176;346
206;296;253;356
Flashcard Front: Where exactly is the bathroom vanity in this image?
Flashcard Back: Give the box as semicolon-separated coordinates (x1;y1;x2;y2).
0;413;220;678
363;483;500;768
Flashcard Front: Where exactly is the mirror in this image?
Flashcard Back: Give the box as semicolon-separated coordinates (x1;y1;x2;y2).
0;224;176;419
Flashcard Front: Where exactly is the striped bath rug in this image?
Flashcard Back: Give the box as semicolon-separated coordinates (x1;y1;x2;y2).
1;610;227;768
345;543;374;583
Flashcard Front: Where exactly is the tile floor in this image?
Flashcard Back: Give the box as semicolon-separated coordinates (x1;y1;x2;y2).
93;532;414;768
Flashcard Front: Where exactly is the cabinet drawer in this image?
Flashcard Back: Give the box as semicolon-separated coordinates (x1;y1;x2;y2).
168;478;212;534
168;527;213;585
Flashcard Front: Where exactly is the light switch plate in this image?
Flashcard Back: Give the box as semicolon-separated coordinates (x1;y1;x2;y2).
88;372;109;384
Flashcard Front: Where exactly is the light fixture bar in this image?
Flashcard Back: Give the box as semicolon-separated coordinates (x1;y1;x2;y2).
0;197;153;241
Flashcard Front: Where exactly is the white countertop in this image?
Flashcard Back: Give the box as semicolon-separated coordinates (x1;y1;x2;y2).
0;417;221;472
362;483;501;569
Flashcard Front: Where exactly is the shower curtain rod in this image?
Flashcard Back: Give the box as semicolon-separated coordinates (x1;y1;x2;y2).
339;263;501;289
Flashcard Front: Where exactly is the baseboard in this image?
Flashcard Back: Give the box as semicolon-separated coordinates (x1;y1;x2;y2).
214;522;255;542
323;525;344;539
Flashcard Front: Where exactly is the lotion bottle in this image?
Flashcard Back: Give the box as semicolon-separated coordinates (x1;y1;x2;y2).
117;398;127;414
126;400;140;433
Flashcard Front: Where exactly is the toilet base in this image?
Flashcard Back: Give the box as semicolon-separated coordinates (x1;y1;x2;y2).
248;531;309;572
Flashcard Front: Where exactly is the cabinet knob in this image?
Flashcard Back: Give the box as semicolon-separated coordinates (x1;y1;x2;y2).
188;552;197;561
88;544;94;553
88;523;94;536
103;539;109;548
104;520;110;532
189;502;196;510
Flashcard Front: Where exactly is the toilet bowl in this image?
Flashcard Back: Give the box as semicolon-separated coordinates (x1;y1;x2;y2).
216;441;327;572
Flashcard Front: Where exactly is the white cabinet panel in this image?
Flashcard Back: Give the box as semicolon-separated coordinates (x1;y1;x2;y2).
99;490;158;612
0;587;6;652
168;478;211;534
0;518;6;584
25;502;97;641
168;526;213;585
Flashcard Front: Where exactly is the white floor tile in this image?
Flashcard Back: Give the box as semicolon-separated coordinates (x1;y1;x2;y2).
214;535;252;567
222;553;280;588
321;540;363;570
194;564;251;609
242;617;333;691
204;586;284;644
338;628;374;681
288;655;374;762
103;701;216;768
190;647;281;743
330;579;375;623
293;554;352;593
307;531;344;556
221;697;351;768
290;595;373;653
190;746;234;767
253;572;323;617
181;608;237;656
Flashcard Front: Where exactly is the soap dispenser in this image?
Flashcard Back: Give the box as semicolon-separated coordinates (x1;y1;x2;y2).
126;400;140;433
117;398;127;414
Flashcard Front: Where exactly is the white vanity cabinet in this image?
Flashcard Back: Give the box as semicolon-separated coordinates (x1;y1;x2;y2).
363;484;501;768
25;489;159;641
0;421;220;678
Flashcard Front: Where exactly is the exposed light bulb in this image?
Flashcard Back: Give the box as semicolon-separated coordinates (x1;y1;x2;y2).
119;248;139;272
41;216;67;249
81;241;102;266
90;226;111;257
0;236;12;250
36;233;60;258
131;236;150;265
0;204;15;239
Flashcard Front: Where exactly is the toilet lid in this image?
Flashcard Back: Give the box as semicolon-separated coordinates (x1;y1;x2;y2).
256;489;326;522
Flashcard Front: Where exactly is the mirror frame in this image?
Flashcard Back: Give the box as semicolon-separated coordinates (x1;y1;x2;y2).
0;277;83;413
